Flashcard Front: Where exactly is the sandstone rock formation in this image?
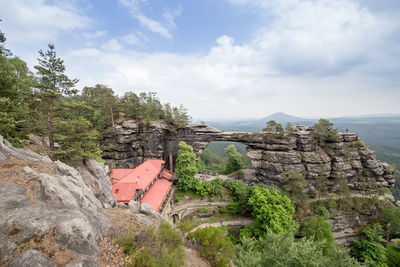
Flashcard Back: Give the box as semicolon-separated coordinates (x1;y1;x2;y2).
101;121;395;196
101;121;396;247
0;135;117;266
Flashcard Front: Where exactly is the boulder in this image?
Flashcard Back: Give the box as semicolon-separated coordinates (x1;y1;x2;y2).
0;135;113;264
65;258;98;267
140;203;155;216
9;250;55;267
128;200;140;212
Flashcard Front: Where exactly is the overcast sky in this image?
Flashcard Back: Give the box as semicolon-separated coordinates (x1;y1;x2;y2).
1;0;400;120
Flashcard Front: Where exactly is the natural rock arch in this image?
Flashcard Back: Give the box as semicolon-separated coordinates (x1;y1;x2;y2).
101;121;395;192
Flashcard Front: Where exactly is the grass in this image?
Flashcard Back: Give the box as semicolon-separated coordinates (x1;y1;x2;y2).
114;222;186;267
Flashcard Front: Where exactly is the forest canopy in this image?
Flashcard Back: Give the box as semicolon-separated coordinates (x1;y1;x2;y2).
0;29;190;162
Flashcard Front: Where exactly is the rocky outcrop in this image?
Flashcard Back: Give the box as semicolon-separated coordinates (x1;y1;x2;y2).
0;136;117;266
101;121;395;247
101;121;395;196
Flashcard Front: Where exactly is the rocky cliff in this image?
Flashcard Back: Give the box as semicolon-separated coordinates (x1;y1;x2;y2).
101;121;395;196
101;120;396;247
0;135;117;266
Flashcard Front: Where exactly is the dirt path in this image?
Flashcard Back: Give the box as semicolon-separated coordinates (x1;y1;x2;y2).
189;218;254;233
170;201;229;214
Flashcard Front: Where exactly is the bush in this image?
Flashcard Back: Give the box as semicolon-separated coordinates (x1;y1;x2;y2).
233;230;362;267
188;226;233;267
386;243;400;267
176;141;198;191
247;186;297;236
300;216;335;254
120;222;185;267
353;139;365;148
382;206;400;237
224;145;243;174
351;223;387;267
315;206;331;219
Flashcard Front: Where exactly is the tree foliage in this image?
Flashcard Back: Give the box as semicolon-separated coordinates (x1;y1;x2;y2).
176;141;198;191
120;91;190;125
351;224;388;267
34;44;78;149
247;186;297;236
52;100;103;162
263;120;284;136
188;226;234;267
301;215;336;254
224;144;243;174
313;119;339;145
233;230;362;267
282;171;309;210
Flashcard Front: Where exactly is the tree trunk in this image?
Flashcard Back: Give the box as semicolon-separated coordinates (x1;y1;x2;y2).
48;96;55;150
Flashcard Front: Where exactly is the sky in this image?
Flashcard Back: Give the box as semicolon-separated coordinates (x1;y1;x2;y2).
1;0;400;120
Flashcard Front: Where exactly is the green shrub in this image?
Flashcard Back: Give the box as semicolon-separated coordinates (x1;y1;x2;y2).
353;139;365;148
386;243;400;267
122;236;137;255
382;206;400;237
248;186;297;236
300;216;335;254
121;221;186;267
315;206;331;219
188;226;233;267
351;223;387;267
233;230;362;267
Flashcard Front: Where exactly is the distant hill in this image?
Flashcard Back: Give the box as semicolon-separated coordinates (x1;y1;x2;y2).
201;112;400;168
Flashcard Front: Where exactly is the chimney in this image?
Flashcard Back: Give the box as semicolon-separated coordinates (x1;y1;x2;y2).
169;153;173;172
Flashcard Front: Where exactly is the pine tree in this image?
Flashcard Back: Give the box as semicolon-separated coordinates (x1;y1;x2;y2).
34;44;78;149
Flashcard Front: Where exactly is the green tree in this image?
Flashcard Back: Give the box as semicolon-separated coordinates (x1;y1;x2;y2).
351;224;388;267
0;31;35;143
81;84;118;130
247;186;297;236
263;120;284;136
176;141;198;191
282;171;309;210
188;226;234;267
386;243;400;267
301;215;336;254
316;166;328;199
313;119;339;145
285;122;297;135
234;230;362;267
225;144;243;173
51;100;102;162
34;44;78;149
382;206;400;238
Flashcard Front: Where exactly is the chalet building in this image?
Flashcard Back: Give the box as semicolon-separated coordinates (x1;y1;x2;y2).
111;159;175;212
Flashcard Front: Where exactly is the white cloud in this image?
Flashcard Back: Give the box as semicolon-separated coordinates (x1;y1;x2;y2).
64;32;400;119
118;0;180;39
228;0;400;77
101;39;123;51
0;0;90;44
121;33;140;45
163;6;183;30
83;30;107;39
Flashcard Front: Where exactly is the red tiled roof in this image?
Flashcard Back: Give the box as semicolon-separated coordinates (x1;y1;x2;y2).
141;179;172;212
111;160;165;203
110;169;135;184
161;168;174;180
116;160;165;191
112;183;138;203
